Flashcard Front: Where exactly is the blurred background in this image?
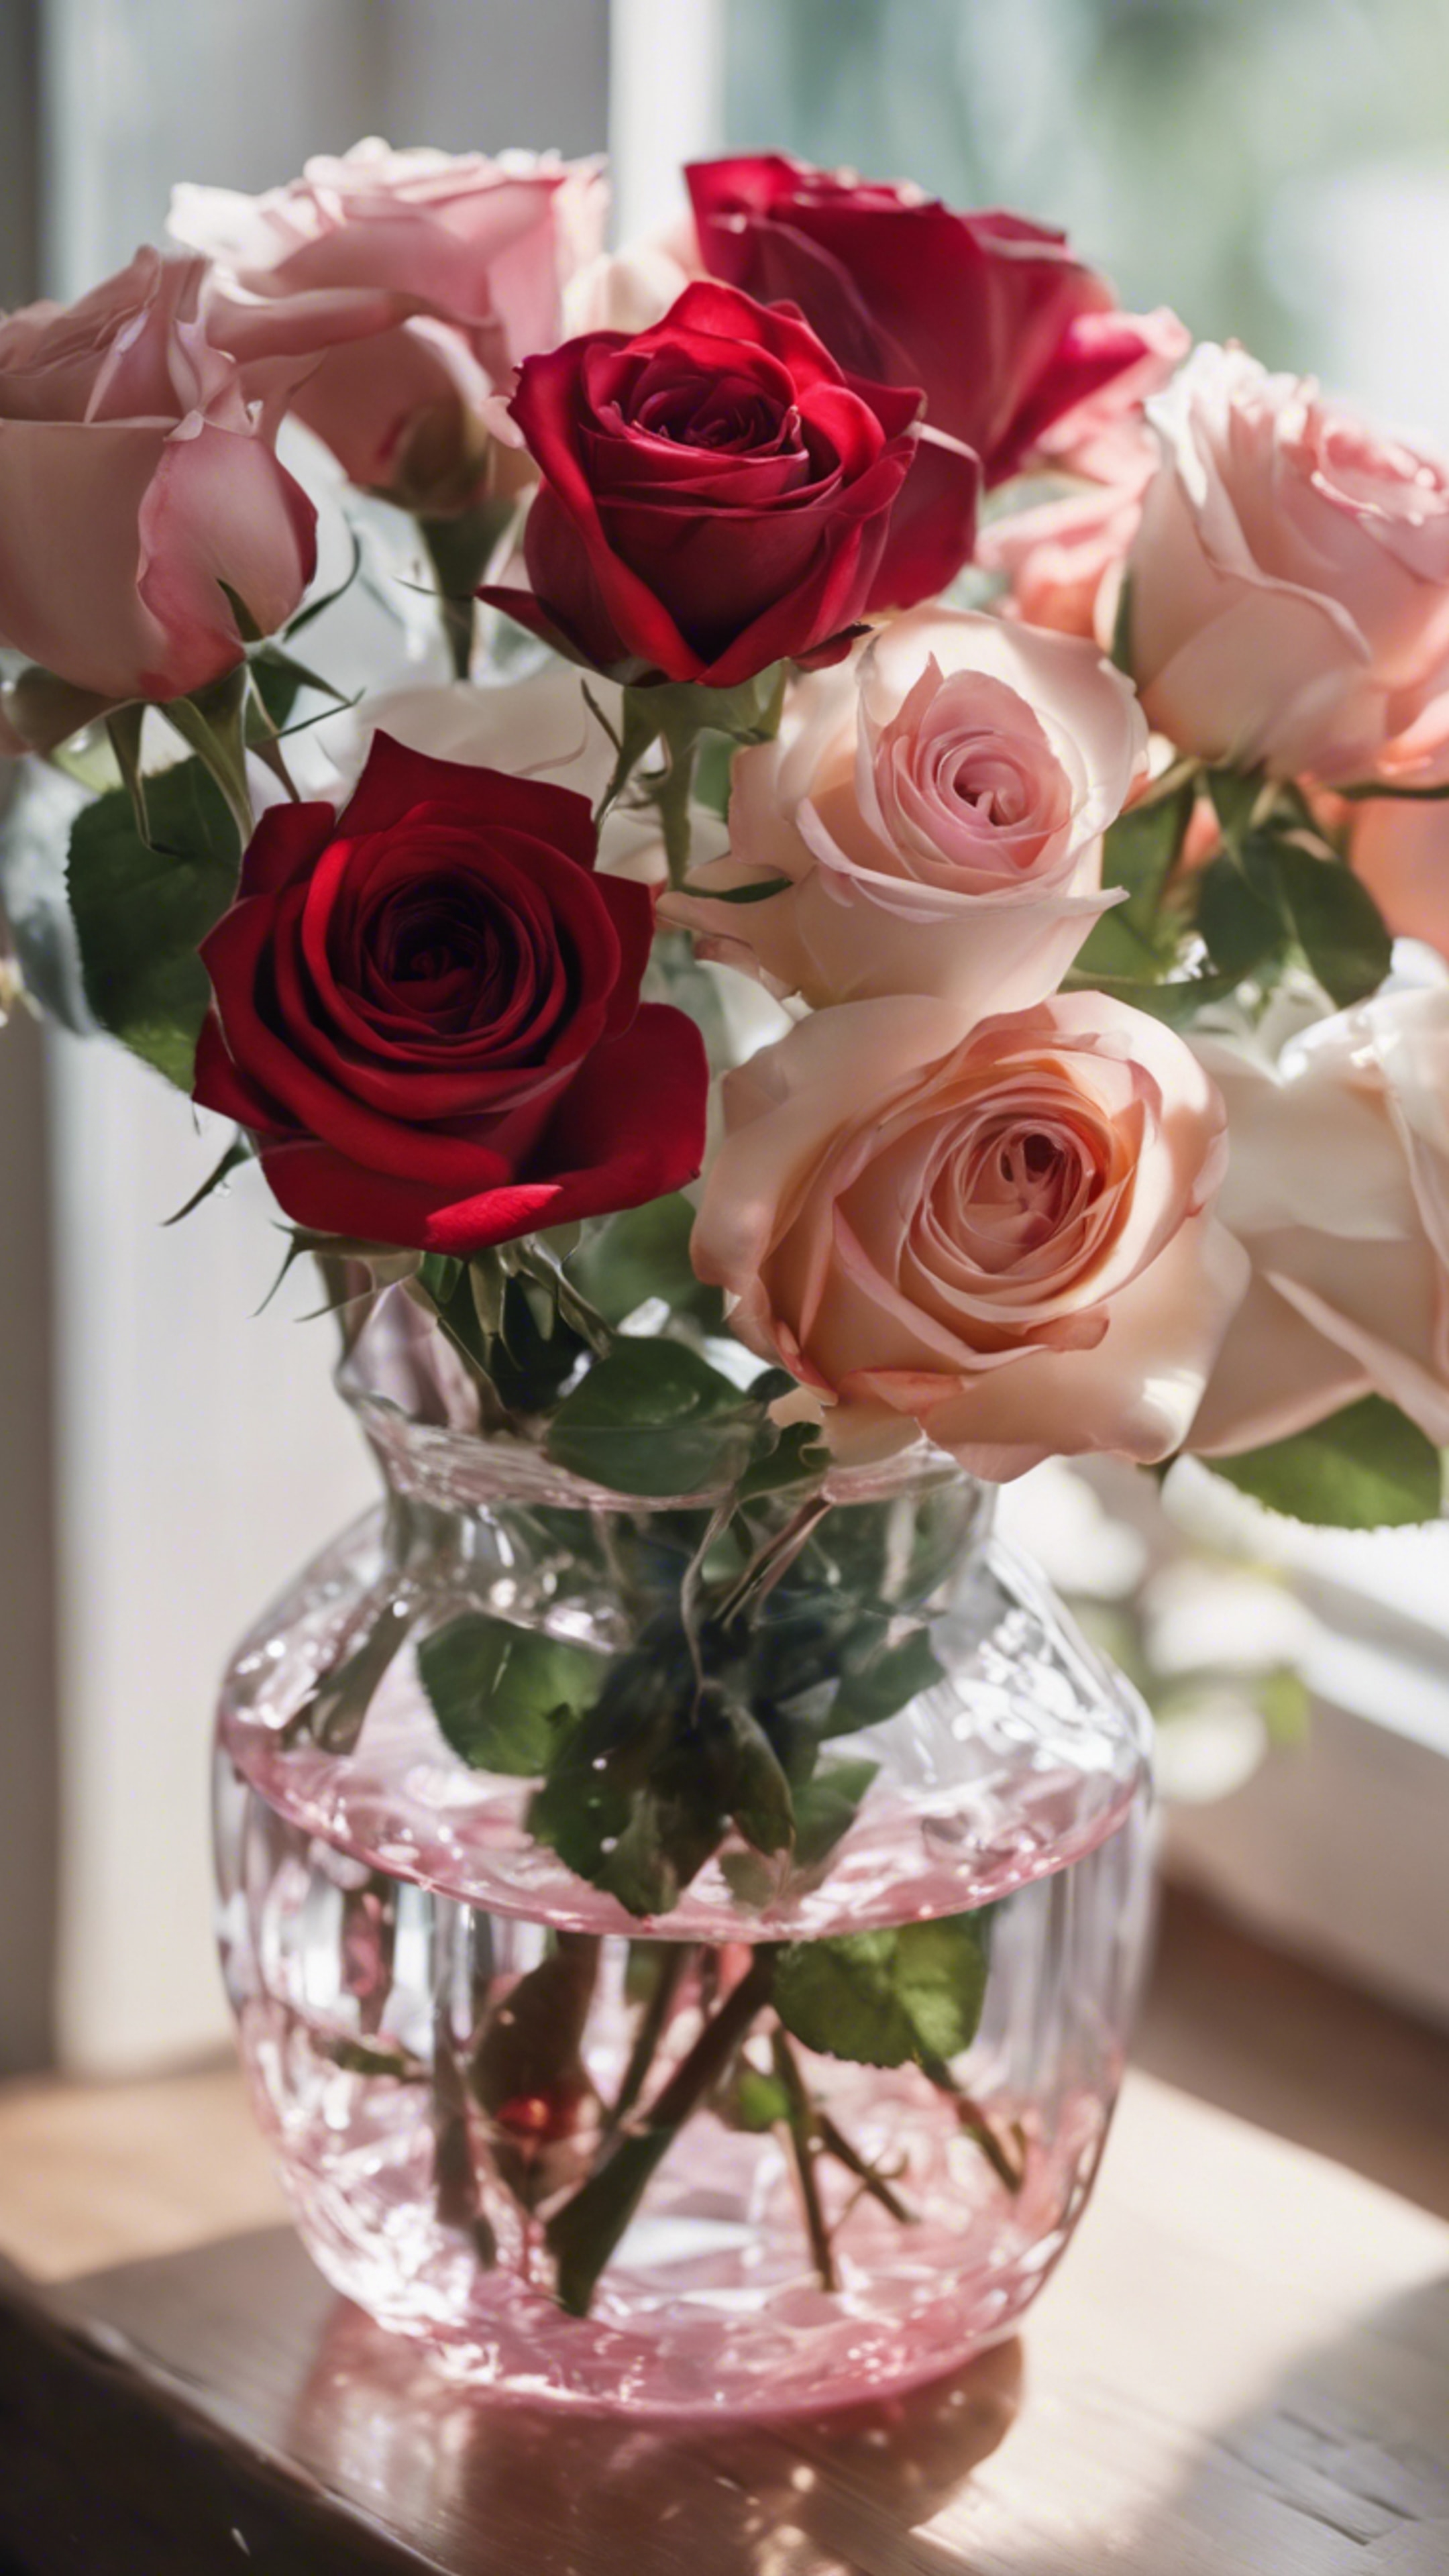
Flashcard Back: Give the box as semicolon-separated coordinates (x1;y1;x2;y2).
3;0;1448;2086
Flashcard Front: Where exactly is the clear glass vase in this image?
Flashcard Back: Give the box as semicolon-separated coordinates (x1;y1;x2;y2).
214;1291;1152;2418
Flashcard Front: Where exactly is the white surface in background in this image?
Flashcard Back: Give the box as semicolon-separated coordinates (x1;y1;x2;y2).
608;0;723;243
51;1040;373;2070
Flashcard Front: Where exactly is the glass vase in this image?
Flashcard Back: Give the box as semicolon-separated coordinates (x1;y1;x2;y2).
213;1291;1152;2418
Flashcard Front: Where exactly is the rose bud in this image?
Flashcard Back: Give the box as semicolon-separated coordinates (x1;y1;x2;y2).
482;280;937;687
692;991;1248;1482
193;734;707;1254
663;606;1146;1016
0;249;315;718
170;138;605;517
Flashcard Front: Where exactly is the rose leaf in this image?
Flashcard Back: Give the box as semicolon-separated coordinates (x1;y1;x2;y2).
1200;1395;1443;1527
66;757;239;1089
419;1613;606;1775
545;1337;762;1495
773;1910;991;2070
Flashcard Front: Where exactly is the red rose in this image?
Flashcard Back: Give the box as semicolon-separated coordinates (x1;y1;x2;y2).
193;733;707;1253
482;280;971;685
686;157;1159;490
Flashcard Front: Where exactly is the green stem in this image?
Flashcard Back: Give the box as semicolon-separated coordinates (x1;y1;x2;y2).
418;500;515;682
602;1943;694;2142
651;733;698;887
771;2028;838;2293
928;2059;1027;2194
545;1950;775;2316
815;2107;917;2226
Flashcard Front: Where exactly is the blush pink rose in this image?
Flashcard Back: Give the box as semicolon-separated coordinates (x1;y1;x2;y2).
0;248;315;716
1350;795;1449;960
692;990;1248;1481
170;138;604;514
1126;343;1449;785
979;308;1188;643
664;607;1145;1015
1189;984;1449;1454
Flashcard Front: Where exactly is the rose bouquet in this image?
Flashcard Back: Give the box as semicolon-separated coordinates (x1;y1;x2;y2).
4;140;1446;2408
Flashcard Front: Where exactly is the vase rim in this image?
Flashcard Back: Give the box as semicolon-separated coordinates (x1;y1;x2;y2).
342;1371;986;1517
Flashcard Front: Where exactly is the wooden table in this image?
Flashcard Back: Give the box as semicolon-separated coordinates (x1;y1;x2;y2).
2;1921;1448;2574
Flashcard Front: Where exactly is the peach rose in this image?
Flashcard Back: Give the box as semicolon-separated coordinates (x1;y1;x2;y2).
170;138;604;514
0;249;315;717
1189;983;1449;1454
979;307;1187;643
664;608;1146;1015
693;990;1248;1481
1350;794;1449;960
1126;343;1449;786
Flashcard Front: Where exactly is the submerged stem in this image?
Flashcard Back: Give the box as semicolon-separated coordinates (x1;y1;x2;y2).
602;1944;694;2143
771;2029;838;2294
545;1950;775;2316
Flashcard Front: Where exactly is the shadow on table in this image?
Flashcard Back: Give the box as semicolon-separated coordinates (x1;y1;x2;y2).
44;2223;1024;2576
287;2276;1024;2575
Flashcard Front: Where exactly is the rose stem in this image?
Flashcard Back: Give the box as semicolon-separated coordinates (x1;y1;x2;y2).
600;1943;694;2143
769;2029;838;2294
545;1951;776;2317
431;1900;497;2264
814;2108;918;2226
928;2059;1027;2194
650;733;698;885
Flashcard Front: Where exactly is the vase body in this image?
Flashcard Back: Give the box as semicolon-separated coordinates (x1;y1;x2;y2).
214;1296;1152;2418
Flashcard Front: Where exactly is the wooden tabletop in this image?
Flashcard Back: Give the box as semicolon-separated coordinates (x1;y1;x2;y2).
1;1986;1447;2576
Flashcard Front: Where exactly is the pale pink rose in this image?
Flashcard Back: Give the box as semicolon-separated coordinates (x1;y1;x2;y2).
1127;343;1449;785
979;445;1155;644
170;138;605;513
693;989;1248;1482
1350;794;1449;959
663;608;1146;1016
1189;983;1449;1454
980;309;1188;643
562;221;697;336
0;248;315;715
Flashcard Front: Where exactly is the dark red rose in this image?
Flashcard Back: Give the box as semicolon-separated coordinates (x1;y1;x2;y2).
193;733;707;1254
481;279;973;684
687;157;1159;491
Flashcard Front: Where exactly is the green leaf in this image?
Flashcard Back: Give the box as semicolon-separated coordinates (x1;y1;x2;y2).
569;1195;723;1330
774;1911;991;2070
419;1613;606;1774
1200;1396;1442;1528
1100;774;1195;934
722;1703;794;1856
1271;842;1393;1007
830;1625;944;1732
690;873;794;906
545;1338;761;1496
735;1417;831;1503
1208;765;1266;857
66;757;240;1087
790;1758;879;1868
1070;902;1173;983
1065;967;1243;1028
734;2067;792;2132
1194;851;1287;984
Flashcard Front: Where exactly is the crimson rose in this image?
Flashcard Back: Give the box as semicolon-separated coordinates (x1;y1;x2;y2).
482;279;963;685
686;157;1159;489
193;734;707;1252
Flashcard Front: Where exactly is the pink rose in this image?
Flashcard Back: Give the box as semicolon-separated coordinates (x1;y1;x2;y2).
979;309;1187;643
1189;985;1449;1454
1350;795;1449;960
1126;343;1449;784
692;990;1248;1481
170;138;604;513
665;607;1145;1014
0;249;315;715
